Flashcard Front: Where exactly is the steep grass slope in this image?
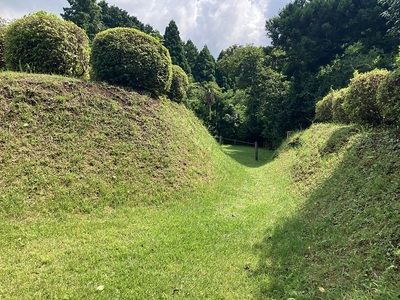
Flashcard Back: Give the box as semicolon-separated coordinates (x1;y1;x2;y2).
1;72;399;298
0;72;222;218
255;123;400;299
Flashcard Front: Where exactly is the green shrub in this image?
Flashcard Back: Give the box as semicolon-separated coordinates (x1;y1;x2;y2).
315;91;333;122
377;69;400;125
4;11;89;77
91;27;172;96
331;88;350;124
343;69;389;126
168;65;189;103
0;26;6;70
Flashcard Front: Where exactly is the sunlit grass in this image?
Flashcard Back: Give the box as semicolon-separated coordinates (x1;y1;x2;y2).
254;124;400;299
0;140;302;299
1;73;398;299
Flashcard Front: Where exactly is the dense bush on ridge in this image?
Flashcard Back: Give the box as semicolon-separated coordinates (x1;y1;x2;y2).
315;69;398;127
168;64;189;103
343;69;389;126
331;88;350;124
377;68;400;125
0;26;6;70
315;91;334;122
315;88;350;124
4;11;89;77
90;27;172;96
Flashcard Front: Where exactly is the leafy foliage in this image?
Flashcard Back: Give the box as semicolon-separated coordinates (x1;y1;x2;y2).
331;88;350;124
186;82;247;139
184;39;199;78
266;0;398;133
315;88;351;124
267;0;393;77
315;91;334;123
90;27;172;96
62;0;102;40
316;42;395;99
248;66;291;147
4;11;89;77
163;20;190;74
217;45;263;90
343;69;390;125
192;45;216;83
62;0;161;41
396;46;400;67
99;1;143;31
168;65;189;103
377;68;400;125
216;45;291;146
0;26;6;70
379;0;400;37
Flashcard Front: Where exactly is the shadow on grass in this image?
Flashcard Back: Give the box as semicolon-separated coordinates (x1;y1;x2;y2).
220;145;274;168
252;128;400;299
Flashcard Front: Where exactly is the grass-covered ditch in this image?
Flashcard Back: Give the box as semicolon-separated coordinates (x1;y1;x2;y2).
0;72;399;299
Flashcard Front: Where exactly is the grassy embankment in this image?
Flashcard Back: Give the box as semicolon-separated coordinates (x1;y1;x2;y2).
0;72;399;299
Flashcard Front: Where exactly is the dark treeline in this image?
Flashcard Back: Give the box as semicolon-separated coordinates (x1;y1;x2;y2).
34;0;400;146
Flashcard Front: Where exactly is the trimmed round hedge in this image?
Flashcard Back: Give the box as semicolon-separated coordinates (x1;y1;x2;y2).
0;26;6;70
168;65;189;103
91;27;172;96
343;69;389;126
4;11;89;77
377;69;400;125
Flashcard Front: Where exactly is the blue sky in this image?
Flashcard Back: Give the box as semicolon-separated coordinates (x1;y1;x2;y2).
0;0;291;57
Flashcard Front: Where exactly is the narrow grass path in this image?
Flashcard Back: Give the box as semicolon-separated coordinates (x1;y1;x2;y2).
0;145;302;299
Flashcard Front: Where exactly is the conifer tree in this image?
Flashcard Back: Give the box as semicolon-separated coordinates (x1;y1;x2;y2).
193;45;216;83
184;39;199;76
163;20;190;74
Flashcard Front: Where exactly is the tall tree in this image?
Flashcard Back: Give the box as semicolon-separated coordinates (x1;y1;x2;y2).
184;39;199;77
217;45;265;90
216;44;291;145
62;0;102;40
192;45;216;83
163;20;190;74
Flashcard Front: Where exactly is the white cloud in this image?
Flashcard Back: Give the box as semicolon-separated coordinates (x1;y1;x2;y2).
0;0;291;57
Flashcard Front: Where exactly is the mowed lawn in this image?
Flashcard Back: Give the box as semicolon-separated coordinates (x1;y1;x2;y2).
0;145;301;299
